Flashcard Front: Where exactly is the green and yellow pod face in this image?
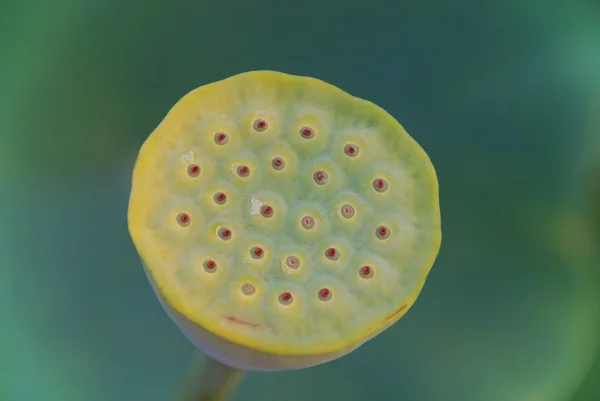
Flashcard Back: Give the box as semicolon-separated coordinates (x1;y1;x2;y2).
128;71;442;371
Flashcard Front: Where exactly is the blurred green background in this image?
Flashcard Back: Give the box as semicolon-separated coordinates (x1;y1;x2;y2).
4;0;600;400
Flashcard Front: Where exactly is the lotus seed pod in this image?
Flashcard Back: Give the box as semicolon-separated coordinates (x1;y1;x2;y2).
128;71;441;372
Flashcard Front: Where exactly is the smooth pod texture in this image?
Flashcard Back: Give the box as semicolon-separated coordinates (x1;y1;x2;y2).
128;70;441;370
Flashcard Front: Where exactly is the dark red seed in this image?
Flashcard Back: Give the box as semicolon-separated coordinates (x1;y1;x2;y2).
177;213;191;227
325;247;339;260
285;256;300;269
314;170;328;185
318;288;332;301
214;192;227;205
237;165;250;177
241;283;255;295
251;247;264;259
341;204;355;219
214;132;229;145
218;227;232;240
260;205;274;218
279;292;293;304
360;265;373;278
253;119;268;132
300;127;315;139
272;157;285;170
344;144;359;157
187;164;201;177
204;260;217;272
301;216;315;229
373;178;388;192
376;225;390;239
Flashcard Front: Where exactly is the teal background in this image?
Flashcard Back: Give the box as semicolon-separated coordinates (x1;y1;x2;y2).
3;1;600;400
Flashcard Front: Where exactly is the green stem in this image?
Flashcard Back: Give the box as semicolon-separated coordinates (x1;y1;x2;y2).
179;352;246;401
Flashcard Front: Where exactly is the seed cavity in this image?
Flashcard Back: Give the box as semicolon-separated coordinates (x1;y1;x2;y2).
318;288;332;301
285;256;300;269
253;119;268;132
314;170;328;185
218;227;232;240
376;225;391;240
213;192;227;205
237;165;250;178
301;216;315;230
279;292;293;305
300;126;315;139
241;283;255;296
176;213;191;227
340;204;355;219
187;164;201;177
260;205;274;218
214;132;229;145
271;157;285;170
325;247;340;261
360;265;374;279
203;260;217;273
344;144;359;157
373;178;388;193
250;246;264;259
